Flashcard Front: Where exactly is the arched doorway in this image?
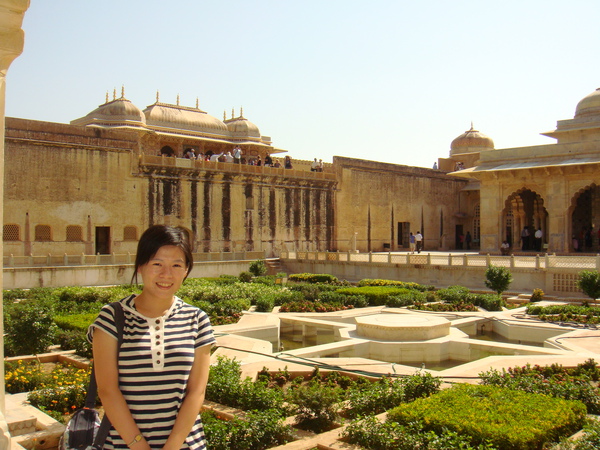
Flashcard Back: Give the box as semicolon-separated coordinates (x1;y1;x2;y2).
570;184;600;252
503;189;548;252
160;145;175;157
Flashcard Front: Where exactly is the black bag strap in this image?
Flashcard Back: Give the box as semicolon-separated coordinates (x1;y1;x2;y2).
89;301;125;448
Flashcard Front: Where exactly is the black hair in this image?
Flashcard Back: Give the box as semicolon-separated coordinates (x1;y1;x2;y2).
131;225;194;284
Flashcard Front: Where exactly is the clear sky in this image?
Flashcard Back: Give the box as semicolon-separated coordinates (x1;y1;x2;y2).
6;1;600;168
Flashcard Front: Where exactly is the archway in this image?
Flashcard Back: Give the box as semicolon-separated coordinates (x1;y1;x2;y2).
570;184;600;252
503;189;548;252
160;145;175;157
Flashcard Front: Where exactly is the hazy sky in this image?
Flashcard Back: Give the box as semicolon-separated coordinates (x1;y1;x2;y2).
6;1;600;168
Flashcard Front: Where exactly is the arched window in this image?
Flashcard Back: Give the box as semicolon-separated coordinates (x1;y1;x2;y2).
3;224;20;241
123;226;138;241
160;145;175;157
35;225;52;241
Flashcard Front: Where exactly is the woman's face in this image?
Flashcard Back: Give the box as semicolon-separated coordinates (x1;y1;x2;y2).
138;245;188;301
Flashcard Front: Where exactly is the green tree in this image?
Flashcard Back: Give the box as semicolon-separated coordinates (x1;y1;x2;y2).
249;259;267;277
484;264;512;295
577;271;600;300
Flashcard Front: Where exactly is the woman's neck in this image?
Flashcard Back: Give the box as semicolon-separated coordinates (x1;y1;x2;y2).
134;293;174;318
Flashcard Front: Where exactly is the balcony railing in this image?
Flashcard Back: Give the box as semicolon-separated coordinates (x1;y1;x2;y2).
4;250;266;268
280;251;600;270
139;155;337;181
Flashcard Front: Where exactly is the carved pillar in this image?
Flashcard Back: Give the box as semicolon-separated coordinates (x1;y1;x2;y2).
0;1;30;447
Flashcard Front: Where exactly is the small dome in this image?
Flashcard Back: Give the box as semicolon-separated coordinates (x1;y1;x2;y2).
71;98;146;127
144;103;228;135
225;117;261;139
575;88;600;119
450;124;494;156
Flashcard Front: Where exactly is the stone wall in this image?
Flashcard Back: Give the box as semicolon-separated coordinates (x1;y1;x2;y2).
333;156;469;252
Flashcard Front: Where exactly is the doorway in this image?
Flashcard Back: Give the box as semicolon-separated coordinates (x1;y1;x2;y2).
397;222;410;249
95;227;111;254
455;224;464;250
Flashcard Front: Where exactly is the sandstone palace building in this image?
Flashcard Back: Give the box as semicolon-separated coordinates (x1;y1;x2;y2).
4;87;600;257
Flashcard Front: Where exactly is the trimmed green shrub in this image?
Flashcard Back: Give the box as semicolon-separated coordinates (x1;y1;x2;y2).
287;380;343;433
530;288;544;302
480;361;600;414
238;271;252;282
468;293;504;311
5;302;58;356
343;416;485;450
357;279;434;291
577;271;600;300
54;313;98;331
288;273;339;284
202;409;293;450
249;259;267;276
345;377;405;418
386;289;425;307
252;275;276;285
436;285;470;303
484;264;513;295
57;329;92;358
287;282;338;300
388;384;586;449
319;291;368;308
336;286;419;306
255;297;275;312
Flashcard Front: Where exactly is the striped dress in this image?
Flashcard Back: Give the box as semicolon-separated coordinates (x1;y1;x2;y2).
87;295;215;449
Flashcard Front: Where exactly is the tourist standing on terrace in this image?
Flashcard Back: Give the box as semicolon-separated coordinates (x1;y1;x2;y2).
284;155;293;169
233;146;242;164
415;231;423;253
88;225;215;449
311;158;318;171
409;232;416;253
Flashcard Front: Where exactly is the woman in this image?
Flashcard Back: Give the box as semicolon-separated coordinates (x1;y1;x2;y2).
87;225;215;449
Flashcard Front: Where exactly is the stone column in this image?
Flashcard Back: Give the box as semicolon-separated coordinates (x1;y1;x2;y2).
0;1;30;447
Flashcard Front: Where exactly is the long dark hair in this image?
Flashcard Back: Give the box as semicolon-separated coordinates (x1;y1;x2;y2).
131;225;194;284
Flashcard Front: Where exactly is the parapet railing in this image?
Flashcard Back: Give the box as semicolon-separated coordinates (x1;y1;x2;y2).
139;155;337;181
4;250;266;268
280;251;600;270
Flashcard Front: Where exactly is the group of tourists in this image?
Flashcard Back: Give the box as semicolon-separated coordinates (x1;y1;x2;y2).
520;226;544;252
177;146;294;169
310;158;324;172
572;226;599;252
409;231;423;253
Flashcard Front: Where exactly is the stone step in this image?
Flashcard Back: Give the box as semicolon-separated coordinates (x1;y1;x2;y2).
5;395;36;437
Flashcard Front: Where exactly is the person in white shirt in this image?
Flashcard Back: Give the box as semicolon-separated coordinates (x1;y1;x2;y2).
233;146;242;164
415;231;423;253
534;228;543;252
311;158;318;172
210;152;223;162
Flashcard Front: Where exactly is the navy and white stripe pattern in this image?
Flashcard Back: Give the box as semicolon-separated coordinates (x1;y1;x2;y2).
87;295;215;449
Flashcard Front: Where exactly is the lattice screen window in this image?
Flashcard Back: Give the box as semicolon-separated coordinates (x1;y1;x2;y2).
35;225;52;241
3;224;20;241
553;273;581;293
123;226;138;241
66;225;83;241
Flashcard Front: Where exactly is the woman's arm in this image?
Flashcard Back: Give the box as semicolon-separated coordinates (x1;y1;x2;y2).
93;328;151;450
162;344;212;450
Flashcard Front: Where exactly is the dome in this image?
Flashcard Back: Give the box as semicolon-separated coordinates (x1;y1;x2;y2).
225;117;261;139
143;103;229;136
574;88;600;119
450;124;494;156
71;98;146;127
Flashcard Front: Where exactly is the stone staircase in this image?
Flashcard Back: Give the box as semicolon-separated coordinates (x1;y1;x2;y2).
6;392;64;450
265;258;283;275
